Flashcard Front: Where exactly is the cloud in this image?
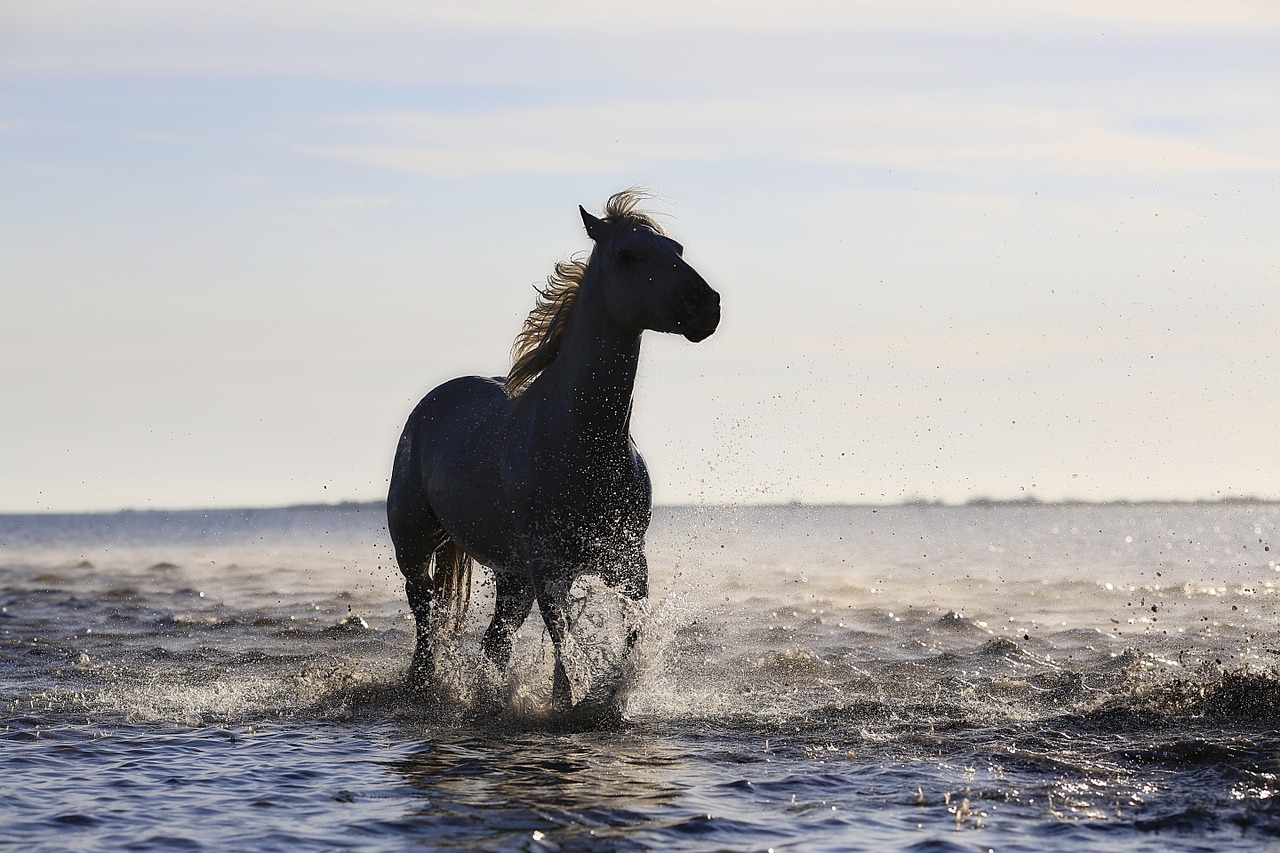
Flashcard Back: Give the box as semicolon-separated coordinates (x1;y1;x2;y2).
313;196;392;210
297;144;626;180
7;0;1277;37
813;116;1280;178
4;0;1276;77
0;118;80;134
292;97;1279;183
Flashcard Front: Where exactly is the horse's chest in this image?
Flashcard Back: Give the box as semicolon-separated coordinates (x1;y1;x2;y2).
520;477;647;563
526;516;642;573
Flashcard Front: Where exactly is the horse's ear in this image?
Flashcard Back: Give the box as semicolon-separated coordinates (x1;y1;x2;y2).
580;205;608;242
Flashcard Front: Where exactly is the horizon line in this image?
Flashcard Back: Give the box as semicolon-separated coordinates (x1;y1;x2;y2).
2;494;1277;517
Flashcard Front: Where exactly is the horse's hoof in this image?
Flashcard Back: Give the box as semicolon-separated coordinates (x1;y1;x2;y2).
405;660;439;695
558;686;624;728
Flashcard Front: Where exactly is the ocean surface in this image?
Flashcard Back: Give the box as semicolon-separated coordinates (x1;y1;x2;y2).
2;502;1279;852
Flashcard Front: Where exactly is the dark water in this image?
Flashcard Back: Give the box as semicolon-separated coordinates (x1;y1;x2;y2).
3;503;1279;851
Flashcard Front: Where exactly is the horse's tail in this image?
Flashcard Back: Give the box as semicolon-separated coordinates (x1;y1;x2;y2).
433;538;473;635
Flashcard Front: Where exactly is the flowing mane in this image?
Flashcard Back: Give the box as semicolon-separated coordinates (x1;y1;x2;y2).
504;189;667;396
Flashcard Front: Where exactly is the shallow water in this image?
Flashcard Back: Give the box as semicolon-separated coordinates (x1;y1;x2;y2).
3;503;1279;851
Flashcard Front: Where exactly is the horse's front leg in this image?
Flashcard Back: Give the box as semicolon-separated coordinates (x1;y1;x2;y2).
481;571;536;672
532;573;576;712
603;549;649;657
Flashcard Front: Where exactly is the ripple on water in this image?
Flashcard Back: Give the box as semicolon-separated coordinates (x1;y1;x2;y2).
5;503;1280;851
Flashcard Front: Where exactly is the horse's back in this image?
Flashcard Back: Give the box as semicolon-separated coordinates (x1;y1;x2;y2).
406;375;508;429
390;375;519;567
397;374;510;481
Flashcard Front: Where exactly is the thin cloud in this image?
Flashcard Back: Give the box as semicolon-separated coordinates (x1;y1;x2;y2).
4;0;1276;76
8;0;1277;36
0;118;80;133
296;144;626;180
294;97;1279;183
313;196;393;211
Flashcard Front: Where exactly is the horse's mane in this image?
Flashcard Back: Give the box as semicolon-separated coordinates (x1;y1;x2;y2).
504;189;667;396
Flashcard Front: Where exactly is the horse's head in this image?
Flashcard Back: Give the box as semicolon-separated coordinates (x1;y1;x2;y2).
580;205;720;343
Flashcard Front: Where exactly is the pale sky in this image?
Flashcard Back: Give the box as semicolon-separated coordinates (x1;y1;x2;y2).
2;1;1277;512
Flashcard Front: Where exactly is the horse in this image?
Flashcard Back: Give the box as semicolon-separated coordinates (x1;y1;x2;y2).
387;190;721;711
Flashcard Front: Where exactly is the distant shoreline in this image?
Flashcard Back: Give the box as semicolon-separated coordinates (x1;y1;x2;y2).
2;496;1276;518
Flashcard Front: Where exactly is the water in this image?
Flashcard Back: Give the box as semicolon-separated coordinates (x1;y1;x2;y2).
3;502;1279;851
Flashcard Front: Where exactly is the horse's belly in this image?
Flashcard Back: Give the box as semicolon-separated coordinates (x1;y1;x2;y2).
427;479;521;572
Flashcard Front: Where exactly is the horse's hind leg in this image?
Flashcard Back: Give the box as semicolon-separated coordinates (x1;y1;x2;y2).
481;571;536;672
387;452;447;689
393;536;447;689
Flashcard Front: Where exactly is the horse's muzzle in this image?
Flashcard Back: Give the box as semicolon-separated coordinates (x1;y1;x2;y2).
680;284;721;343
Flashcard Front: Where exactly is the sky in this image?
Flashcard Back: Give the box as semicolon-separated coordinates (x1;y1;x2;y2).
1;1;1277;512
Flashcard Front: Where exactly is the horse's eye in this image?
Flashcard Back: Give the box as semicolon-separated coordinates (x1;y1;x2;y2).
617;248;640;264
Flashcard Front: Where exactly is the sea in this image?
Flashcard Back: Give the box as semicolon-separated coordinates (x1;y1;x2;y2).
2;501;1278;852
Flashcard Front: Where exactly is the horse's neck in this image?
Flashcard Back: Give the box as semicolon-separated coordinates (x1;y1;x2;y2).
535;283;641;445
